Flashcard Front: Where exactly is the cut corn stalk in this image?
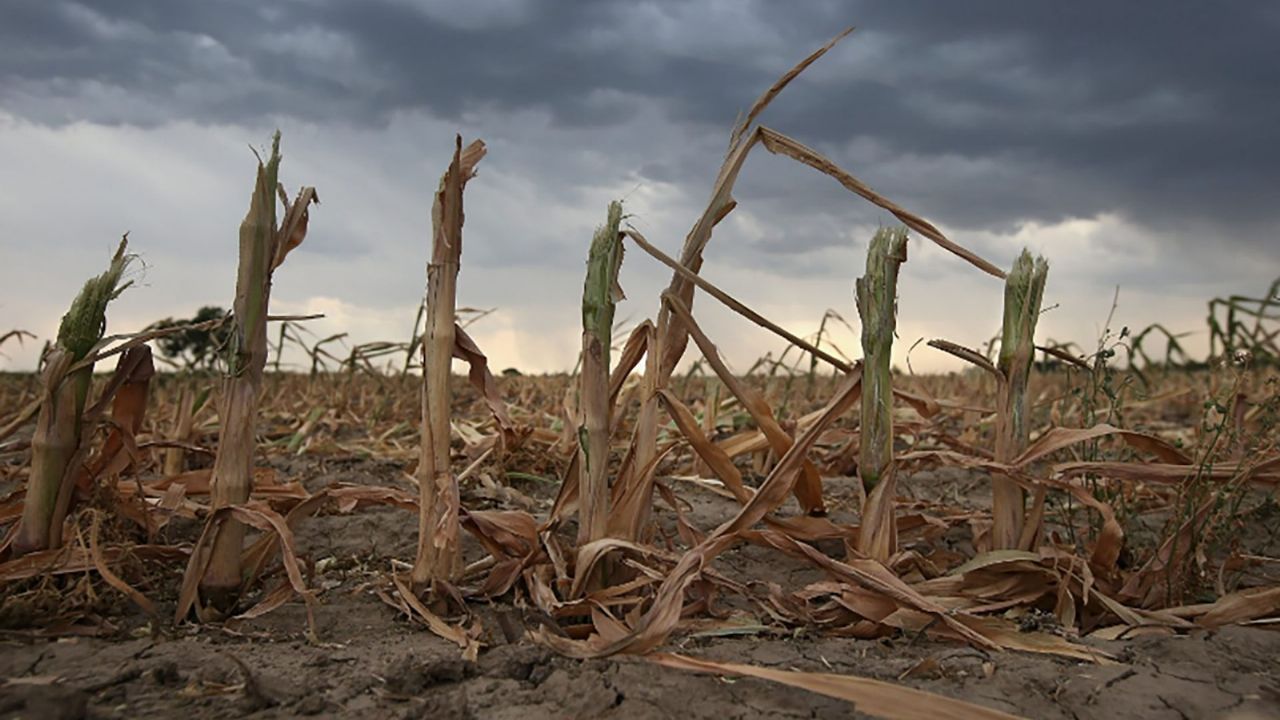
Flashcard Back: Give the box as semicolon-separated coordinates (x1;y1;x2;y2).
993;249;1049;550
198;132;317;609
855;227;908;562
855;227;908;491
412;136;487;593
3;28;1278;698
15;236;135;554
694;380;720;478
163;386;209;477
577;201;625;542
576;201;624;586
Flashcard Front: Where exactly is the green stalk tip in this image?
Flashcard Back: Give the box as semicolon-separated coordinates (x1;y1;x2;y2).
57;236;136;360
582;200;625;350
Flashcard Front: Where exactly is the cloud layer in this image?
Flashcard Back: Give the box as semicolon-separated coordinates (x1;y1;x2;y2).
2;1;1277;373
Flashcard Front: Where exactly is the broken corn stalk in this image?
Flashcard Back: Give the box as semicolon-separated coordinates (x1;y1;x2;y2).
163;386;209;477
577;201;624;567
992;249;1049;549
15;237;134;554
200;132;316;608
855;227;908;491
412;136;486;593
854;227;909;562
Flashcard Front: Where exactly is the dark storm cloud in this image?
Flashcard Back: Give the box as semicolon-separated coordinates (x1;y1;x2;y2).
772;3;1280;236
2;0;1278;251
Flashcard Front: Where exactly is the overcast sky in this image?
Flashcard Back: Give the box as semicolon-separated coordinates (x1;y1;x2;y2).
2;1;1278;375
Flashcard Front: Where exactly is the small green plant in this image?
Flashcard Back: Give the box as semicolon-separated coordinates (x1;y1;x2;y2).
1052;299;1141;549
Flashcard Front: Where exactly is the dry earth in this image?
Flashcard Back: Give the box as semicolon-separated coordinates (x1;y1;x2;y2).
2;457;1278;720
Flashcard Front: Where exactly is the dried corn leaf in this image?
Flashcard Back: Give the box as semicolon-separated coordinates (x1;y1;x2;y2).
758;127;1004;278
391;574;481;661
87;511;156;616
657;389;751;504
536;372;861;658
646;653;1022;720
664;291;827;513
1196;585;1280;627
1014;424;1190;466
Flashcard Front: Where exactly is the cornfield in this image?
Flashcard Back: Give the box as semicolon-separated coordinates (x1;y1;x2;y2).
1;29;1278;720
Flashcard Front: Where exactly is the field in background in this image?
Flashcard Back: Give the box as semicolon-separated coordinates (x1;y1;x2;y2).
1;357;1278;717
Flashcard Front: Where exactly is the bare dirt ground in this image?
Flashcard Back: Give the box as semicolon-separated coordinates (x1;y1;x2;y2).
3;456;1277;720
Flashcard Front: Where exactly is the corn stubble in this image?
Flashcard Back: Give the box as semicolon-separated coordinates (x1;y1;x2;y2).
576;201;624;570
14;238;135;555
6;26;1280;720
854;227;908;562
195;132;318;609
413;136;487;593
993;250;1049;550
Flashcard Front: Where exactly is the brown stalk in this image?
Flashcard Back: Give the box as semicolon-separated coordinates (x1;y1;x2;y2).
16;237;135;555
658;389;752;504
82;345;155;484
626;28;1005;536
757;128;1004;279
198;132;317;610
412;136;487;593
55;346;156;545
629;29;856;532
163;387;198;476
693;380;719;478
575;201;625;589
624;229;850;372
538;371;863;659
647;653;1020;720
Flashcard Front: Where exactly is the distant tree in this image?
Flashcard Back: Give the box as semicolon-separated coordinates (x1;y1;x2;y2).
149;306;231;370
